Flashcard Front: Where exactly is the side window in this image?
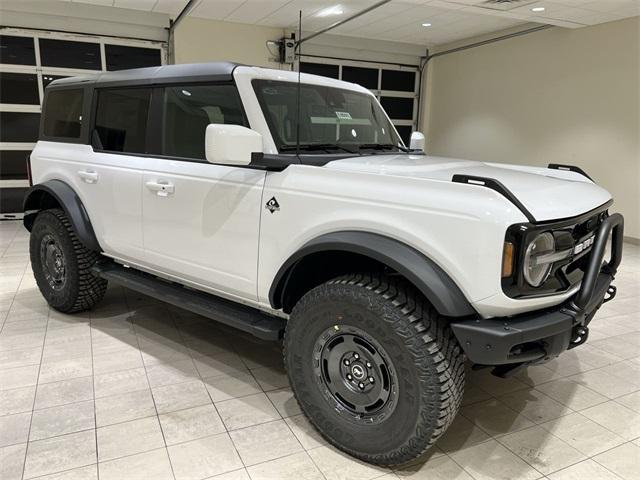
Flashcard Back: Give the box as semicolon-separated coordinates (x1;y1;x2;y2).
163;84;246;160
94;88;151;154
43;89;84;138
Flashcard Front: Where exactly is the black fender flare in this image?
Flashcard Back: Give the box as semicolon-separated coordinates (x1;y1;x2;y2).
269;231;476;318
23;179;102;252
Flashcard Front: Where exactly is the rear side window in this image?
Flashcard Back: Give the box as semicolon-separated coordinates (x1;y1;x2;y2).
43;89;84;138
94;88;151;154
162;84;246;160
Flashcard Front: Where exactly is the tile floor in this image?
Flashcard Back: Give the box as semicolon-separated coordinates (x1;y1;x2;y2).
0;219;638;480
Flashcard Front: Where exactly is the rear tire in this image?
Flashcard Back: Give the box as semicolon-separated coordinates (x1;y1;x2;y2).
284;273;465;466
30;208;107;313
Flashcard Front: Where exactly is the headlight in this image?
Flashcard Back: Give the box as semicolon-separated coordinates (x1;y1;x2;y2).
523;232;555;287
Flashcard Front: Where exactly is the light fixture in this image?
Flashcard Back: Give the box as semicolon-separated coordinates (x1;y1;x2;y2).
317;6;344;17
531;7;545;12
422;22;432;27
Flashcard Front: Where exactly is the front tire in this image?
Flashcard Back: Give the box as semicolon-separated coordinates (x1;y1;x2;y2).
284;273;465;466
30;209;107;313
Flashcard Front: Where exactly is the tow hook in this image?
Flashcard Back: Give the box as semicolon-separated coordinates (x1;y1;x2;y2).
603;285;617;303
568;326;589;350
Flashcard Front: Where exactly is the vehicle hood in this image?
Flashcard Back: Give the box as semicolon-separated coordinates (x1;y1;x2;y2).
325;154;612;222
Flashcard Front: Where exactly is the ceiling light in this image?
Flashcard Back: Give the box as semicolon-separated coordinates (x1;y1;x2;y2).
531;7;545;12
317;6;344;17
422;22;432;27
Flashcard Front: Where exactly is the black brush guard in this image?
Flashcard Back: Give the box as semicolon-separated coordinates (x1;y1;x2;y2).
451;213;624;374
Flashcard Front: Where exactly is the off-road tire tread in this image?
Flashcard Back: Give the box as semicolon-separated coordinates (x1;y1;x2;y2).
31;209;107;313
284;272;465;466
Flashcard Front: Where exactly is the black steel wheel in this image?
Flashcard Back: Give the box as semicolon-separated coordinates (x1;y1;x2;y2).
30;209;107;313
39;233;67;291
284;273;465;466
314;325;398;425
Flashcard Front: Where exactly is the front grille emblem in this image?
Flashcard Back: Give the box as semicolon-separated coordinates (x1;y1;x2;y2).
574;235;595;254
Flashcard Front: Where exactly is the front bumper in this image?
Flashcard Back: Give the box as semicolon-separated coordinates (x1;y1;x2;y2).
451;213;624;369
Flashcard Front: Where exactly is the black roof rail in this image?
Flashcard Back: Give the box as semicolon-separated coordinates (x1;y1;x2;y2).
452;174;536;223
548;163;593;182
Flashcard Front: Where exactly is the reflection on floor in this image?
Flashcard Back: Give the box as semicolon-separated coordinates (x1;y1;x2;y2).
0;219;638;480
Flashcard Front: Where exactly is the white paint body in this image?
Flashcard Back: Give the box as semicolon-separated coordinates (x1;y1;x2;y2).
30;66;613;319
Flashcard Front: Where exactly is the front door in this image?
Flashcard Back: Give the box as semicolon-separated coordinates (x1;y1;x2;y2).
141;83;265;301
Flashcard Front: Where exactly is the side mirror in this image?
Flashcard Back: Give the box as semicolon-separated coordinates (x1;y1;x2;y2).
205;124;263;166
409;131;425;152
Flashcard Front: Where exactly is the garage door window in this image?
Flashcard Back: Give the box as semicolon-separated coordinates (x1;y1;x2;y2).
0;35;36;65
39;38;101;70
43;89;84;138
0;112;40;142
342;66;379;90
0;72;39;105
162;84;246;160
300;62;339;79
94;88;151;154
106;44;162;71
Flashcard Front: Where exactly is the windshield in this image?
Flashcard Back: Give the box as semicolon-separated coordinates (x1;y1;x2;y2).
253;80;403;153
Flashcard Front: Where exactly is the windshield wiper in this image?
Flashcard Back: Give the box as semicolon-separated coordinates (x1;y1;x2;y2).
357;143;411;153
280;144;358;154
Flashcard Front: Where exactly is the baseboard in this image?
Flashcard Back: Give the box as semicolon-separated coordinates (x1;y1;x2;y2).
624;236;640;246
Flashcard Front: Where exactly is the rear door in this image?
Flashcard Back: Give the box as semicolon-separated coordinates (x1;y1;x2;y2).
78;87;152;262
141;83;265;301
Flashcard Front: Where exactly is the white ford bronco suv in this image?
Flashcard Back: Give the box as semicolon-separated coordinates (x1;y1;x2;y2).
24;62;624;466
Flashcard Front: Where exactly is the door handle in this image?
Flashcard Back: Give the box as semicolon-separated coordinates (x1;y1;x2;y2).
145;180;175;197
78;170;99;184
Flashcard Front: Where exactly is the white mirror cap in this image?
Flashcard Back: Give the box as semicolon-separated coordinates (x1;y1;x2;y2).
409;131;425;151
205;124;263;166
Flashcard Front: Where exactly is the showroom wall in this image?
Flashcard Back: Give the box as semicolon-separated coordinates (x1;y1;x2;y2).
173;18;284;68
422;17;640;240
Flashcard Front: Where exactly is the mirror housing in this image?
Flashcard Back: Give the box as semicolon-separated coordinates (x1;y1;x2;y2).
205;124;263;166
409;131;425;152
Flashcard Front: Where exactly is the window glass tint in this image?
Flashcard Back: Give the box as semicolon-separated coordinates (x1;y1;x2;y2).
380;96;414;120
394;125;412;146
43;89;84;138
0;72;39;104
0;150;30;180
341;66;378;90
0;35;36;65
163;84;246;160
94;88;151;153
105;44;161;71
39;38;101;70
300;62;339;79
0;112;40;142
43;75;68;89
253;80;400;151
381;70;415;92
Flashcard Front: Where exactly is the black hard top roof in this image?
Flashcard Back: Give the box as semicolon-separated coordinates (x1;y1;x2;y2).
49;62;243;89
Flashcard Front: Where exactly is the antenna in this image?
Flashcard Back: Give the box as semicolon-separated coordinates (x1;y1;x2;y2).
295;10;302;157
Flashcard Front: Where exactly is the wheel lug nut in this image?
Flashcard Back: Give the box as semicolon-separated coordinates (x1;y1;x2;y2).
354;353;359;359
344;360;350;366
358;383;364;389
366;362;372;368
369;377;374;383
347;374;352;380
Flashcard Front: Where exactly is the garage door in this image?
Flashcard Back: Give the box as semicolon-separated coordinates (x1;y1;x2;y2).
0;28;166;219
300;59;418;146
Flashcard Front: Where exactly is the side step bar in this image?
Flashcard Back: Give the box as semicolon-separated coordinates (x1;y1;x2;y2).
92;262;286;341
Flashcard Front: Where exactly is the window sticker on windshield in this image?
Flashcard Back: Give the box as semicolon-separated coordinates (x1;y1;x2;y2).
336;111;352;120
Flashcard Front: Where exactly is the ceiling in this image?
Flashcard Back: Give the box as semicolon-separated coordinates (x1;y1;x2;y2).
59;0;640;46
